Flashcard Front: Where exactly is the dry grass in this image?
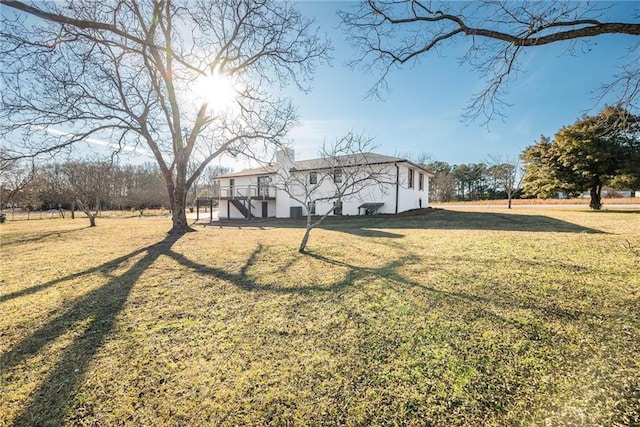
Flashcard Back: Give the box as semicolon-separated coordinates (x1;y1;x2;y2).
1;207;639;426
433;197;640;206
2;208;173;222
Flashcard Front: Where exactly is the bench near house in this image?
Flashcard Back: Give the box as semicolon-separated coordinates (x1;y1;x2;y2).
214;149;432;219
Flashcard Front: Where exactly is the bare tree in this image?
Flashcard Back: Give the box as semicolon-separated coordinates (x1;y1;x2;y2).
1;0;330;234
118;163;169;215
37;163;72;216
424;161;455;202
275;132;394;253
486;154;523;209
0;150;36;213
340;1;640;124
58;160;114;227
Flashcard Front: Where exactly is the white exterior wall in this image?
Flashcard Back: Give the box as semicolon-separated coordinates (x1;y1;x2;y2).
396;163;429;212
286;163;428;216
275;149;295;218
217;157;430;220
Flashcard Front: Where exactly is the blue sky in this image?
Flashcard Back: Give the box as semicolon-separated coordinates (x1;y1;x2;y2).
260;1;639;167
7;1;637;171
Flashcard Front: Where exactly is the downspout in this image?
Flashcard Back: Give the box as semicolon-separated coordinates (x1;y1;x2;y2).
395;163;400;214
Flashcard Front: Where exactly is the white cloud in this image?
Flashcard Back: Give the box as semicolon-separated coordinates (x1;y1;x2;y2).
29;125;152;157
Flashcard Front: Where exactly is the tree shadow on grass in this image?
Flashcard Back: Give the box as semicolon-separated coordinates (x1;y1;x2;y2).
1;225;91;248
166;244;358;294
324;210;605;234
2;238;369;425
207;209;604;236
2;234;181;426
303;250;637;326
0;246;151;304
1;224;623;425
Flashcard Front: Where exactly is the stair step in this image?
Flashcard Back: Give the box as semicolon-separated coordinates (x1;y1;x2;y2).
230;199;254;219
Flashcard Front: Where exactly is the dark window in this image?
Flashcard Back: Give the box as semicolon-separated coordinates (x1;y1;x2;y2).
333;201;343;215
408;168;414;189
309;201;316;215
290;206;303;218
418;173;424;191
309;172;317;184
334;168;343;183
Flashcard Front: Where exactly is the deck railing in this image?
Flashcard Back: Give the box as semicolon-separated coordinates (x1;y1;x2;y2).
214;184;274;199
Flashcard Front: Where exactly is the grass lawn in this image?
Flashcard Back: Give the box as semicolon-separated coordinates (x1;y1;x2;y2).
1;207;639;426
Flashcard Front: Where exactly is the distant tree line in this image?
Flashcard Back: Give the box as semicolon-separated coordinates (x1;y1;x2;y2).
1;161;168;221
424;159;522;204
424;107;639;210
1;159;233;220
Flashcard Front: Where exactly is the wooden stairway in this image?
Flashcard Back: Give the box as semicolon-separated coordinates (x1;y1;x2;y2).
229;199;255;219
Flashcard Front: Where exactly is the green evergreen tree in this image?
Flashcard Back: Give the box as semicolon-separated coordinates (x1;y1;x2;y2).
522;107;640;209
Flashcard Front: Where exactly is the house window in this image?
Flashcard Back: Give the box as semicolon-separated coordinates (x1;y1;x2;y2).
408;168;414;189
333;201;343;215
334;168;343;183
418;173;424;191
309;172;317;184
309;201;316;215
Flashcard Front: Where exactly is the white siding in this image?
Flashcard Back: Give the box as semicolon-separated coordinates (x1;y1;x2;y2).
275;149;295;218
285;163;409;216
396;163;428;212
217;156;430;219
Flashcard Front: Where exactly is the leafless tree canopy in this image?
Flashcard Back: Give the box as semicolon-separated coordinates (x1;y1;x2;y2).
340;1;640;123
275;132;394;252
0;149;36;209
58;160;114;226
1;0;330;233
486;153;522;208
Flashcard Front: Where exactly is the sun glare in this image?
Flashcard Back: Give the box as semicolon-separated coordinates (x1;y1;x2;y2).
193;72;239;112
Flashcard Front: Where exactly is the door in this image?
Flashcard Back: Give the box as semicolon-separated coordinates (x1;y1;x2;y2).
262;202;268;218
229;178;235;198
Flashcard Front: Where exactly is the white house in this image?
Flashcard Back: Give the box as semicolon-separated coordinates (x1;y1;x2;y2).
215;149;432;219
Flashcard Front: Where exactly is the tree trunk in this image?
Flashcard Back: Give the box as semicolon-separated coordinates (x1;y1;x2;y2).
298;212;315;253
507;193;513;209
299;226;312;253
168;186;194;234
76;199;95;226
589;184;602;210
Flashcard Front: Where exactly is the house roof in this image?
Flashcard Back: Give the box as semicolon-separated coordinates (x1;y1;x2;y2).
293;153;433;176
217;152;434;178
219;164;276;178
292;152;402;171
